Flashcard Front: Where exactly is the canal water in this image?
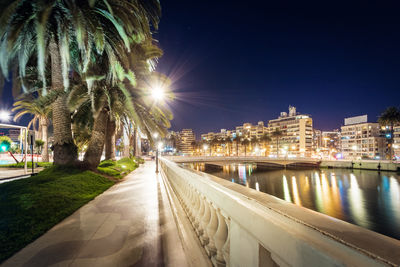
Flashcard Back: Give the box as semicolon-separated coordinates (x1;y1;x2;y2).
185;163;400;240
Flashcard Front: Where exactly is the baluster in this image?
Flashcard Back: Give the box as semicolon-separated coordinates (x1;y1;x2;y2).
194;194;205;235
206;204;218;257
200;199;211;246
222;217;230;266
212;209;228;267
191;191;201;227
185;187;193;213
196;195;207;237
188;189;197;222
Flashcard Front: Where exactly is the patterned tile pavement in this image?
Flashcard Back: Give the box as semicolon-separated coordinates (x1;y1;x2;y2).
2;161;187;267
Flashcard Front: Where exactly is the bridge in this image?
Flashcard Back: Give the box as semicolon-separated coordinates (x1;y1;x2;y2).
165;156;321;169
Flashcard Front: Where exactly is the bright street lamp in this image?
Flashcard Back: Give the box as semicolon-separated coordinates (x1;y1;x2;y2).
203;144;209;156
151;86;165;101
158;141;163;150
0;110;10;122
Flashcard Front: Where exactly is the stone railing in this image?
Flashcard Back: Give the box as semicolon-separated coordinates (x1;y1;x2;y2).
160;157;400;267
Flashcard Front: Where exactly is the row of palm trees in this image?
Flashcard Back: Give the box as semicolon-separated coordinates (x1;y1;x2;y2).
378;106;400;160
1;0;172;169
192;129;284;157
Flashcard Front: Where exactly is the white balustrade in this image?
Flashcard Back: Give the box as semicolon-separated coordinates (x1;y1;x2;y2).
160;158;399;267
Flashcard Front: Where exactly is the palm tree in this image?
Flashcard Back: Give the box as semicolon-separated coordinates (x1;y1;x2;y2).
223;137;233;156
250;136;259;154
13;93;51;162
232;135;240;156
378;107;400;160
191;140;199;155
260;133;271;156
241;137;250;156
209;137;220;156
0;0;161;165
271;129;283;158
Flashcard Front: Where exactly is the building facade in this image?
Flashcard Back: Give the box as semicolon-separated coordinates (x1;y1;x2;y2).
340;115;385;159
393;125;400;159
268;106;313;157
178;129;196;155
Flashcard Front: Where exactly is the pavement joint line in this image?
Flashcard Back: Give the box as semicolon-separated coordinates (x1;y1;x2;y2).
68;165;142;266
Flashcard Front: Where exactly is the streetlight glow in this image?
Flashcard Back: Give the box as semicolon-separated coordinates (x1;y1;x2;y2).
151;86;164;101
0;110;10;122
158;142;163;150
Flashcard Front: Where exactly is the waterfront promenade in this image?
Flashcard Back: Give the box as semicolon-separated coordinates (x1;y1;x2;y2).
2;161;202;267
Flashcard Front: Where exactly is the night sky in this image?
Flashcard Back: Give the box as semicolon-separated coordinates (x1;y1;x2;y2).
155;0;400;134
2;1;400;135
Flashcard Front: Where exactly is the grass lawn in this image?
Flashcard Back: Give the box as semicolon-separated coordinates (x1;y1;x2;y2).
97;157;141;178
0;162;53;168
0;166;115;263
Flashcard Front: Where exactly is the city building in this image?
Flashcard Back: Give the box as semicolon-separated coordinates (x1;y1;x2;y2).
393;125;400;159
340;115;385;159
268;106;313;157
322;130;341;150
313;129;341;158
313;129;322;150
178;129;196;155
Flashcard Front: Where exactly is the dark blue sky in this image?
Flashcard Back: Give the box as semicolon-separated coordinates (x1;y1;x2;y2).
155;0;400;134
1;1;400;135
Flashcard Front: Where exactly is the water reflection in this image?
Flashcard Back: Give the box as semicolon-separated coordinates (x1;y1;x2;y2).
185;163;400;240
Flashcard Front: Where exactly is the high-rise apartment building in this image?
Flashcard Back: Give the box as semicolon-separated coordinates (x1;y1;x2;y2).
178;129;196;155
340;115;385;159
268;106;313;157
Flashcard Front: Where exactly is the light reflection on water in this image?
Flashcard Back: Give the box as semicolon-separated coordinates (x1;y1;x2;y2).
185;163;400;240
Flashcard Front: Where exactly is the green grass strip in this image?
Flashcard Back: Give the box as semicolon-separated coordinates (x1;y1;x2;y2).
97;157;140;179
0;166;114;262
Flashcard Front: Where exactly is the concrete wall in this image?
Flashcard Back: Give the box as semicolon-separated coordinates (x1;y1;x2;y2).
160;158;400;267
320;160;400;171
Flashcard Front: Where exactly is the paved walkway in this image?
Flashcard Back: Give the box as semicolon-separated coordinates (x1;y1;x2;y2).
2;161;188;267
0;167;43;180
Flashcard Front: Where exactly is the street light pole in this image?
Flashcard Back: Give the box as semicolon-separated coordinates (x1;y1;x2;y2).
153;133;160;174
156;145;159;173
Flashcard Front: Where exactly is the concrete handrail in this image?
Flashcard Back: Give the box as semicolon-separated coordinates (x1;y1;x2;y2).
160;157;400;267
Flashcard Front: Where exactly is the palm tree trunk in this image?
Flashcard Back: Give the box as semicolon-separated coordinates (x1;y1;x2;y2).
105;116;116;160
276;138;279;157
49;38;77;165
84;107;108;170
40;117;49;162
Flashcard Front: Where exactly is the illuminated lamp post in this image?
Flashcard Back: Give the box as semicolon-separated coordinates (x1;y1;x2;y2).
0;110;11;122
153;132;160;173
